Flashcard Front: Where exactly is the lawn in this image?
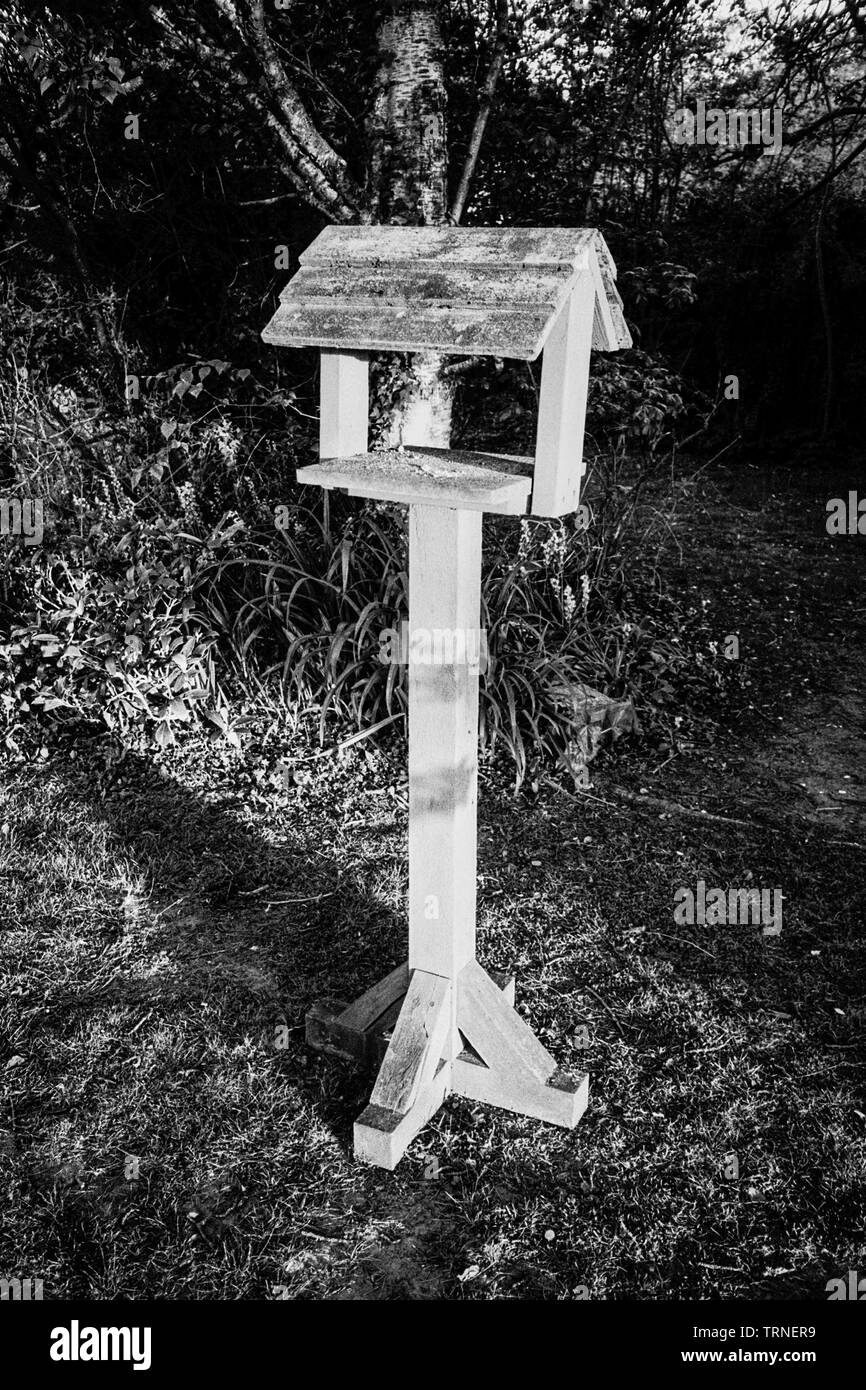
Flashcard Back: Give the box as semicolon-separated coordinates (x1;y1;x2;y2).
1;453;864;1300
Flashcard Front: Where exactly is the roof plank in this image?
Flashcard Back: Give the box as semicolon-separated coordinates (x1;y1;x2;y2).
263;303;553;359
262;226;631;358
282;262;574;313
300;225;599;268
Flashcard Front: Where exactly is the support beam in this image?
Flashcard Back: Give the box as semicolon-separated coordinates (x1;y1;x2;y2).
369;970;451;1115
337;962;409;1034
407;505;483;1058
354;970;452;1170
306;964;515;1068
452;960;588;1128
531;270;595;517
319;350;368;459
354;1063;450;1171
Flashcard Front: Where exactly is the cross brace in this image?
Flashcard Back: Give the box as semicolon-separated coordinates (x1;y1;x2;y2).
306;961;588;1170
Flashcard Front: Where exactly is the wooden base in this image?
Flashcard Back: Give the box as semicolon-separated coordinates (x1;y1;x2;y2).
306;961;588;1170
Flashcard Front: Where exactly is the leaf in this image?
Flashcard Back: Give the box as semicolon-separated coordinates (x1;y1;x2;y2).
154;721;174;749
39;76;54;94
160;420;176;439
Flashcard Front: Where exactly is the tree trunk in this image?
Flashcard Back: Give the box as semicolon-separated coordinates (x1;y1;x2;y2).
368;0;453;449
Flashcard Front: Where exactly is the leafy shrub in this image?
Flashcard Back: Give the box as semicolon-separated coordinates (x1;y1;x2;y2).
0;328;721;787
0;349;297;749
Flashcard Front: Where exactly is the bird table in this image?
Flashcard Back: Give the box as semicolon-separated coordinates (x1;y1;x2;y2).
262;225;631;1169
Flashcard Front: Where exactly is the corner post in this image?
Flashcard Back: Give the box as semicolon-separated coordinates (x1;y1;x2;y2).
531;269;595;517
319;350;369;458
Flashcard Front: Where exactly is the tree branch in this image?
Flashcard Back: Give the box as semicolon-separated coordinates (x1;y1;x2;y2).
448;0;510;224
246;0;362;217
843;0;866;49
781;131;866;212
150;4;358;219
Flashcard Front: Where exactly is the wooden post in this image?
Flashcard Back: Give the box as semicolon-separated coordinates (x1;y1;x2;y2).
319;350;368;459
531;270;595;517
407;505;483;1058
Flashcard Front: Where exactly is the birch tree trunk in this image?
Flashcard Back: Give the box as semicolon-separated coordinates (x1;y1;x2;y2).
368;0;453;449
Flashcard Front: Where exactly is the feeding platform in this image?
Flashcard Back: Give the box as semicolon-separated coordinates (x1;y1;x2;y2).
298;445;533;514
262;224;631;1169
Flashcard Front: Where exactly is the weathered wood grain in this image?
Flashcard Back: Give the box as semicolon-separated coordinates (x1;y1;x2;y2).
284;262;574;311
300;224;600;267
589;246;632;351
336;961;409;1034
263;302;553;359
369;970;451;1115
354;1060;450;1170
261;224;631;358
296;446;532;514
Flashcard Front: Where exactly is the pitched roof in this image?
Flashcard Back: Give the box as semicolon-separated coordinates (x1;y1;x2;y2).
262;225;631;360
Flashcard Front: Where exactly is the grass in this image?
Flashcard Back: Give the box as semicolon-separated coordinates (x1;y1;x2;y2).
0;450;864;1300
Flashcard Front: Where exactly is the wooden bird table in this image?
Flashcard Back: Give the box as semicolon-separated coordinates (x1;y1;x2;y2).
262;226;631;1169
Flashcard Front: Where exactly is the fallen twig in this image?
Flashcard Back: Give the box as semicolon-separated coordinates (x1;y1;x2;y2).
610;786;763;831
